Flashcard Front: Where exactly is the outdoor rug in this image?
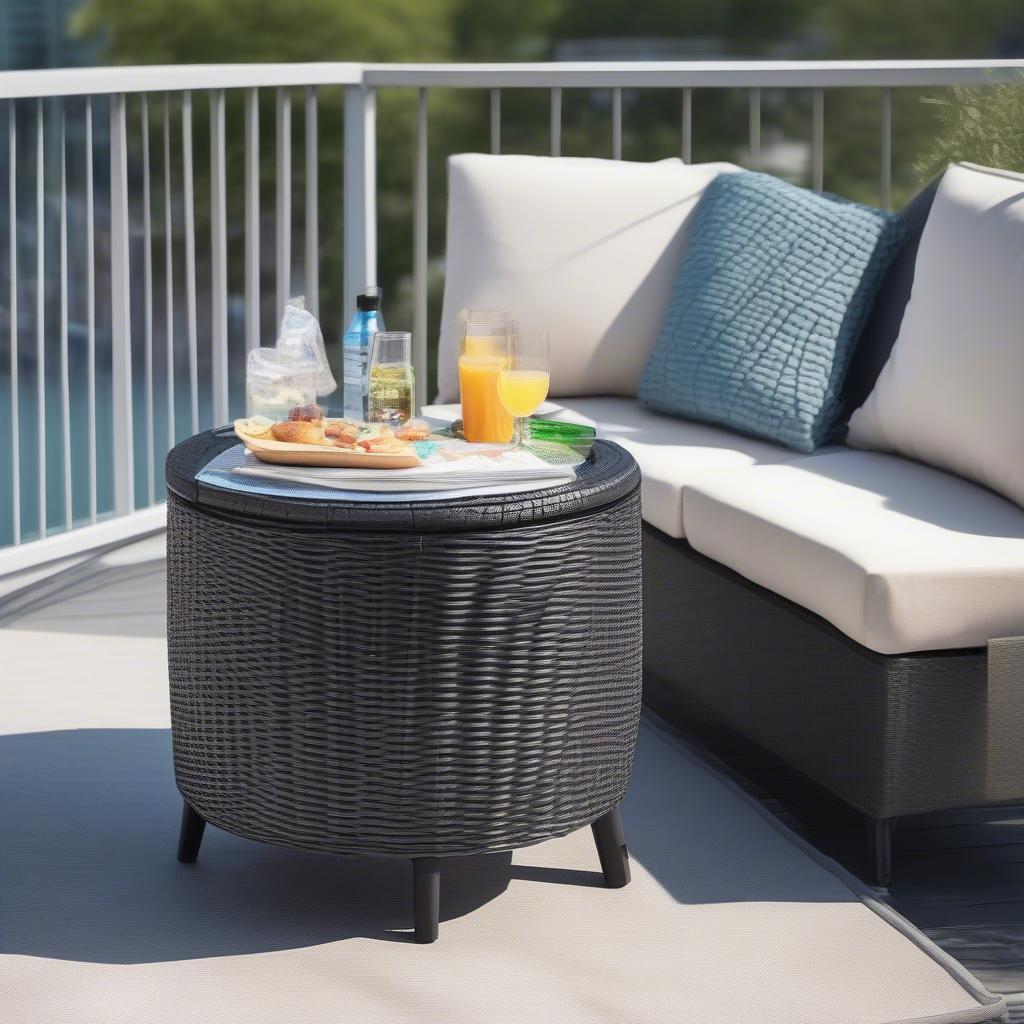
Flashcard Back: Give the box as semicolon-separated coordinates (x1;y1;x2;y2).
0;550;1007;1024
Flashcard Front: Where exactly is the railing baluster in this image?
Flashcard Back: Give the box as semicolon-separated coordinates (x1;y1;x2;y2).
490;88;500;155
244;88;259;353
86;96;96;522
413;87;428;411
749;87;761;170
812;88;824;191
880;87;892;210
342;84;376;321
8;103;19;544
59;100;71;529
142;94;155;504
163;94;175;450
181;90;198;434
276;87;292;317
209;89;228;426
611;87;622;160
305;85;319;318
549;87;561;157
35;98;45;538
681;88;692;163
109;92;135;515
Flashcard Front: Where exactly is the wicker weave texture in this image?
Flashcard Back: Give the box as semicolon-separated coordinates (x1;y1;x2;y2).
642;526;1024;819
167;480;643;858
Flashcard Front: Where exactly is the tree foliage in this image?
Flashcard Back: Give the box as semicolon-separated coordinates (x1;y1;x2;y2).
72;0;1024;389
916;77;1024;180
74;0;456;64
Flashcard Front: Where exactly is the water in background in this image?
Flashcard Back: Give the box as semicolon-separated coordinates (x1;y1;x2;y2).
0;96;328;550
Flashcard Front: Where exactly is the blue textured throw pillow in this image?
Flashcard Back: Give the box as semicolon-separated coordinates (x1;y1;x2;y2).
639;172;909;452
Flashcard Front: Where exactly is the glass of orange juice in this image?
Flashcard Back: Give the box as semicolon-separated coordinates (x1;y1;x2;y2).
497;330;550;450
458;310;517;443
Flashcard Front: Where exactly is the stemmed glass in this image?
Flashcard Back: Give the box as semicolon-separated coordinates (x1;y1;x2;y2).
497;330;550;450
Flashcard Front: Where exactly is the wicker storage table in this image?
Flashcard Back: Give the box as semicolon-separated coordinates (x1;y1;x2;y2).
165;429;643;942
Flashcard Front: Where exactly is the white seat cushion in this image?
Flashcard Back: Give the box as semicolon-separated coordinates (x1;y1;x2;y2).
683;450;1024;654
424;397;814;539
436;154;739;402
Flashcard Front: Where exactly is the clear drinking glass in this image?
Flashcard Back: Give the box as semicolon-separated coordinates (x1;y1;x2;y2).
458;310;517;443
497;330;551;450
367;331;415;427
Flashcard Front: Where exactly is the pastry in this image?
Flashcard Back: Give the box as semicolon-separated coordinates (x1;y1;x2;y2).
325;420;360;446
271;420;326;445
357;435;412;454
234;415;275;440
288;403;324;422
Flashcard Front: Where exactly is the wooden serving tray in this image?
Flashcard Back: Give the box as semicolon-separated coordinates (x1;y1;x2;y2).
236;431;422;470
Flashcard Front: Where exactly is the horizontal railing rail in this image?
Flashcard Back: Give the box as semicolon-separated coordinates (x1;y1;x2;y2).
0;64;365;100
2;59;1022;573
363;58;1024;88
1;59;1023;100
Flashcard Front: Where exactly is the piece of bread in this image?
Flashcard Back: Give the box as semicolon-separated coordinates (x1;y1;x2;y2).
324;420;360;446
270;420;326;445
234;416;275;440
288;403;324;422
357;435;412;454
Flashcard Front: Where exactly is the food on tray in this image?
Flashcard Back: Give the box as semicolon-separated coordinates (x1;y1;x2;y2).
358;433;410;454
324;419;360;448
288;403;324;422
271;420;326;445
234;415;275;440
396;418;432;442
236;412;421;460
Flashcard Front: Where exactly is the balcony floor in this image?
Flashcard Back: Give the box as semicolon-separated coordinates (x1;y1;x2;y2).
0;535;1017;1023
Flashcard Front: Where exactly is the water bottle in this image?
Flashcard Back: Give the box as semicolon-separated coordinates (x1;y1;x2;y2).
343;288;384;421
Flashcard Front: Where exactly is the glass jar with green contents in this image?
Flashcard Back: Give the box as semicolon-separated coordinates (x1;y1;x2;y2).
367;331;415;427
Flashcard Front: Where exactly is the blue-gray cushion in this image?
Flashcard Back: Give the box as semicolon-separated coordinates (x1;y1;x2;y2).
639;172;910;452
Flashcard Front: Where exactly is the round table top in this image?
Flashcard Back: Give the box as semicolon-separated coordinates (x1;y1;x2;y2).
166;427;640;533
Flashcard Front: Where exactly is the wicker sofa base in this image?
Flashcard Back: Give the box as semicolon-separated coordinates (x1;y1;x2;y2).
642;525;1024;883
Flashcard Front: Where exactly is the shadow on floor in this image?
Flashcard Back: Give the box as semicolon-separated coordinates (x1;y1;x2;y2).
0;728;513;963
618;717;856;908
668;711;1024;998
1;717;863;967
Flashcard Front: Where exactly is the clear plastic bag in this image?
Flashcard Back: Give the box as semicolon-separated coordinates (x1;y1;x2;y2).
276;296;336;396
246;347;319;421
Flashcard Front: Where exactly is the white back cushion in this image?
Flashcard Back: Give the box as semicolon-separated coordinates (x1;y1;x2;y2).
848;162;1024;508
436;154;739;402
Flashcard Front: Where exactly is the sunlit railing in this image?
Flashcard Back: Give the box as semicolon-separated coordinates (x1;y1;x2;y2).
2;59;1023;574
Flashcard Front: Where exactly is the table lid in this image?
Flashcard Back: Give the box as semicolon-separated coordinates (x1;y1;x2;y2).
166;428;640;532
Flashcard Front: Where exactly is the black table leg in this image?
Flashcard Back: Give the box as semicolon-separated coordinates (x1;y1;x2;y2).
177;800;206;863
592;806;630;888
866;815;896;887
413;857;441;943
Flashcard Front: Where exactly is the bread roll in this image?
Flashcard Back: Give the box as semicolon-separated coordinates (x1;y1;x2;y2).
270;420;325;445
234;416;275;440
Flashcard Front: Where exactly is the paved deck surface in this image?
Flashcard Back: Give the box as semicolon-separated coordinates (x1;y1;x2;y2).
0;536;1007;1024
686;718;1024;1017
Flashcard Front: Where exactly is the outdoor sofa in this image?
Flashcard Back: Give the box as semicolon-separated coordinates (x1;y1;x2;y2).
430;153;1024;885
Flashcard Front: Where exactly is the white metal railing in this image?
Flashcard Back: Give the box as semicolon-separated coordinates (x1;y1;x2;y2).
2;59;1023;574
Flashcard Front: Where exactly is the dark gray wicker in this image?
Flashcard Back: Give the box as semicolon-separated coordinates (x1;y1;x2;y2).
642;524;1024;884
165;429;642;941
